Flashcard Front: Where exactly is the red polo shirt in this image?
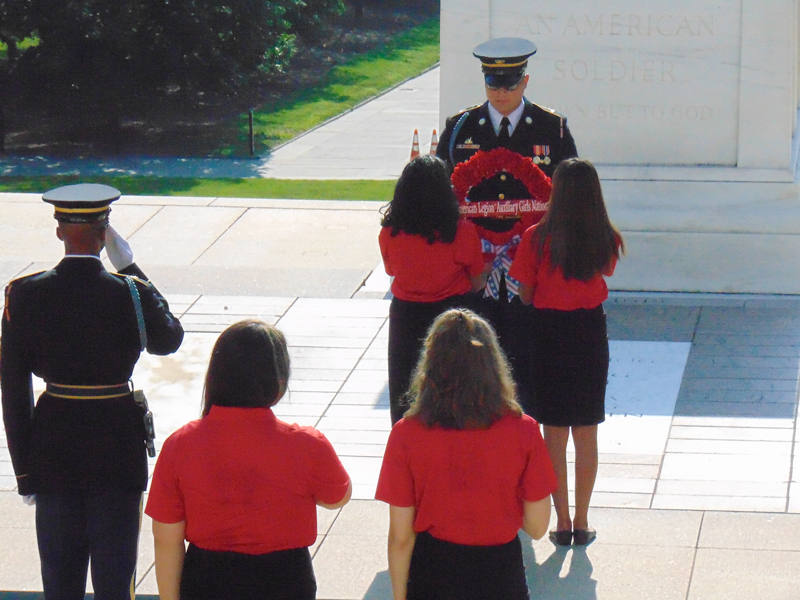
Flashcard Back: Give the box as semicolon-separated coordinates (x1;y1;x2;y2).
375;414;557;546
145;406;350;555
508;224;618;310
380;219;485;302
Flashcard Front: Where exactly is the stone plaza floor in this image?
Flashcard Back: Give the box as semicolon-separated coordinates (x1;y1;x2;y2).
2;190;800;598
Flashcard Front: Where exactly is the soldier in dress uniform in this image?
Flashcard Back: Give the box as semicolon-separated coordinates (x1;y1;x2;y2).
0;184;184;600
437;38;578;177
436;37;578;413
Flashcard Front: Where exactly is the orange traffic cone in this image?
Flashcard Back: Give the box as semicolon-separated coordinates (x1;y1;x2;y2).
409;129;420;161
429;129;438;155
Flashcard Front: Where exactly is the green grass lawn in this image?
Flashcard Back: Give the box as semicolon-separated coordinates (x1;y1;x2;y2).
221;16;440;157
0;176;395;201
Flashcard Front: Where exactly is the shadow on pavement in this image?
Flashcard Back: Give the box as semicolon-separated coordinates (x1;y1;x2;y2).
524;538;598;600
362;569;392;600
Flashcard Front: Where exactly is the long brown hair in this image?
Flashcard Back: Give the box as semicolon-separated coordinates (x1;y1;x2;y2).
535;158;624;281
404;309;522;429
202;320;290;417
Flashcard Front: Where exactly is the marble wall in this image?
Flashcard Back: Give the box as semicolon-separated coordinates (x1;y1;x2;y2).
441;0;800;181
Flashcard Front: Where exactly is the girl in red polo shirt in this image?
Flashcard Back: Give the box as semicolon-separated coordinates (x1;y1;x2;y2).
508;158;624;547
376;308;557;600
380;155;487;424
145;320;351;600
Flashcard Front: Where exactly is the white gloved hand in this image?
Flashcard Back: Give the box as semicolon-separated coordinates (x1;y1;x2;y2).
105;225;135;271
22;494;36;506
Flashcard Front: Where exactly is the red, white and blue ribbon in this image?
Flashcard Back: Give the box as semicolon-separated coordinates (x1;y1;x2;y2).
482;235;522;301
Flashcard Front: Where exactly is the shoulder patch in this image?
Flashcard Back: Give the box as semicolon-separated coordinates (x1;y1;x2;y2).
3;270;50;321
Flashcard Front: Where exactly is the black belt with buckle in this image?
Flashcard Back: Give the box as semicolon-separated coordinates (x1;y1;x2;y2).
45;382;132;400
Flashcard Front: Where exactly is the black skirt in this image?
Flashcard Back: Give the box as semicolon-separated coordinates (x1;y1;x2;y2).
530;304;609;427
180;544;316;600
388;293;479;424
407;531;529;600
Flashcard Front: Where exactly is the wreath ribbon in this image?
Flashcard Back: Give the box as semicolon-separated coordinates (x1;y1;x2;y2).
482;236;522;301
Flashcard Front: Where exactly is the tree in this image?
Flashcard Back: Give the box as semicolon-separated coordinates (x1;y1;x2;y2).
5;0;346;94
0;0;38;61
285;0;344;41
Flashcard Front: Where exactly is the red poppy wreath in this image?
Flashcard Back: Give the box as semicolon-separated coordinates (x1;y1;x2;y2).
451;147;552;224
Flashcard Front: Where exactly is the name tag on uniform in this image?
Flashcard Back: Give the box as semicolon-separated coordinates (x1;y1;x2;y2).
457;144;481;150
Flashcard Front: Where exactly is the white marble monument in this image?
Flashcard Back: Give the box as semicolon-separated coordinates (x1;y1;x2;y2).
441;0;800;182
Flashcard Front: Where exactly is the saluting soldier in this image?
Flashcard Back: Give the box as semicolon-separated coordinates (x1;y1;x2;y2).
1;184;184;600
436;38;578;413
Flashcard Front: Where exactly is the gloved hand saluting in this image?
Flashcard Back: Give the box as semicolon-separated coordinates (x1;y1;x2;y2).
105;225;135;271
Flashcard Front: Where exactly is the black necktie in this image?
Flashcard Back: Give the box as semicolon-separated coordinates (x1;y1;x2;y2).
498;117;511;143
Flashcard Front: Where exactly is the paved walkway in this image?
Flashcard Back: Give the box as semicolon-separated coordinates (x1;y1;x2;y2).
0;69;440;181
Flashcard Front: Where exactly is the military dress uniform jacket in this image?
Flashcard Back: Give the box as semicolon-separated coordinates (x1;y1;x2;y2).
0;257;184;495
437;99;578;237
437;99;578;180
